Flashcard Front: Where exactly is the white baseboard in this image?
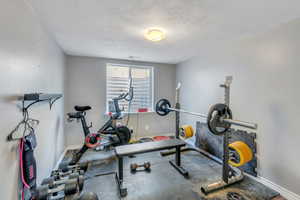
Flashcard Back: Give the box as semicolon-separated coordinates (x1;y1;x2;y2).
246;174;300;200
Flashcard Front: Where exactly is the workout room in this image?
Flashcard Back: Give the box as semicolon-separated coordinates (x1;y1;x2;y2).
1;1;299;200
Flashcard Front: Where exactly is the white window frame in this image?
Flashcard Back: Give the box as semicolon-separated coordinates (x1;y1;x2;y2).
106;63;154;114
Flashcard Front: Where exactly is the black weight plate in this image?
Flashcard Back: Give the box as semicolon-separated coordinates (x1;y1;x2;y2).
116;126;131;145
35;185;49;200
64;181;78;195
69;173;79;179
79;162;89;171
58;161;69;172
155;99;171;116
78;175;85;191
207;103;232;135
41;177;54;185
51;170;59;176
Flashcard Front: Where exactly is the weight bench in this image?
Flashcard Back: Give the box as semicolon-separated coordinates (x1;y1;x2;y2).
114;139;188;197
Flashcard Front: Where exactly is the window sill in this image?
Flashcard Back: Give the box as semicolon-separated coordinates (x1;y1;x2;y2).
126;111;155;114
104;111;155;116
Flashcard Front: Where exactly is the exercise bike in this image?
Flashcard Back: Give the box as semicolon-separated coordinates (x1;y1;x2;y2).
67;80;133;165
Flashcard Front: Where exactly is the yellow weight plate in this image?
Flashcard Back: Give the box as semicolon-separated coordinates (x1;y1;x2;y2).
129;139;139;144
180;125;194;139
228;141;253;167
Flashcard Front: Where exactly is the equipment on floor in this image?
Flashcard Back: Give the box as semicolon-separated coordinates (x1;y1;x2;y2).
35;180;79;200
59;162;89;172
157;76;256;194
67;79;133;165
97;77;133;147
41;173;84;191
130;162;151;172
51;169;85;179
114;139;188;197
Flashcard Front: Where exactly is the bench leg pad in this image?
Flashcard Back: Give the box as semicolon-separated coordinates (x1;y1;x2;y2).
169;160;189;178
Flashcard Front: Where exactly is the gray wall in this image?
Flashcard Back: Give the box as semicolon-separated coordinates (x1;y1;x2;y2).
0;0;65;199
176;19;300;195
65;56;176;146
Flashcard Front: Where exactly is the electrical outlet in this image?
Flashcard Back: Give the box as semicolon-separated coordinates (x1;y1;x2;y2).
145;125;149;131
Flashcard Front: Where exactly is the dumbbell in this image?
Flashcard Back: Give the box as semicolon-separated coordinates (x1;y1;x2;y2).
51;169;85;179
72;192;99;200
41;173;84;191
130;162;151;172
35;180;78;200
59;161;89;172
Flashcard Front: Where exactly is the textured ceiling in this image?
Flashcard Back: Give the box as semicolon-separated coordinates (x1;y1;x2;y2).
29;0;300;64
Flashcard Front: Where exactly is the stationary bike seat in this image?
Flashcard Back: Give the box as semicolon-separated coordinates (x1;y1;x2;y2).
74;105;92;112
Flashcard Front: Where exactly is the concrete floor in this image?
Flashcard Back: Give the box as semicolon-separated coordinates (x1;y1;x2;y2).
63;148;280;200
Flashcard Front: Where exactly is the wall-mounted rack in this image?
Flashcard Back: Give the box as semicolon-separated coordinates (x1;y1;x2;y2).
7;93;63;141
21;93;63;110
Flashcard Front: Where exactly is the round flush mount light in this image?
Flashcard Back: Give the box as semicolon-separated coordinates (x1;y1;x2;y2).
144;28;166;42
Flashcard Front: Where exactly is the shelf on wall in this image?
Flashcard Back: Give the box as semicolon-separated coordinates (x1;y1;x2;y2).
21;93;63;110
6;93;63;141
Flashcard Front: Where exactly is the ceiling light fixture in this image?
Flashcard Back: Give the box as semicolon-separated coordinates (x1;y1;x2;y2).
144;28;166;42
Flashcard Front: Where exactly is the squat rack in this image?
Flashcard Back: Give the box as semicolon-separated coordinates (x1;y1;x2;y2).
173;76;257;194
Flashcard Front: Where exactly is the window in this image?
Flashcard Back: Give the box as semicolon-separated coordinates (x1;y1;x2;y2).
106;63;153;113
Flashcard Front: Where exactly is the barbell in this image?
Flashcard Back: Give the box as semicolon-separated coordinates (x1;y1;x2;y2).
155;99;257;135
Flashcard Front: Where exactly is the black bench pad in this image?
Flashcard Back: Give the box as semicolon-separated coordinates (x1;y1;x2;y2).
115;139;186;157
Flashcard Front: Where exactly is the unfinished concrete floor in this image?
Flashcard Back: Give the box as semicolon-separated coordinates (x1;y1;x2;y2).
63;148;280;200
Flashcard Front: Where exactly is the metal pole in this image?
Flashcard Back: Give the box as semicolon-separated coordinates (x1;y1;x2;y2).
169;108;208;118
221;76;232;184
175;83;181;139
175;106;180;139
222;118;257;129
168;107;257;130
175;83;181;169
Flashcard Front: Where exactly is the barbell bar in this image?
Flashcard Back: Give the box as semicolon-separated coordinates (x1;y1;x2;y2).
169;107;256;129
167;108;207;118
155;99;257;135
